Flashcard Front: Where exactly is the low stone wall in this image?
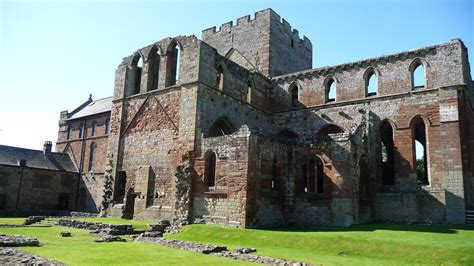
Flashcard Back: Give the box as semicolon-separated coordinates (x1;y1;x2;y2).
57;219;134;235
70;212;99;218
23;216;46;225
0;234;40;247
0;248;64;265
135;236;309;265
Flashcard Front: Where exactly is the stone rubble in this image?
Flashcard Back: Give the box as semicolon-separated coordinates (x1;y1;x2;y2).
23;216;46;226
0;248;64;265
59;231;71;237
94;235;126;243
135;236;310;265
57;219;134;235
0;234;40;247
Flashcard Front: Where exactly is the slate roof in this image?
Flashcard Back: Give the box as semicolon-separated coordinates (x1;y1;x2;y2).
0;145;78;173
68;96;112;120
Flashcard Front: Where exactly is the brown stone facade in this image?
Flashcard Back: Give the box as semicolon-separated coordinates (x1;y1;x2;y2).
52;9;473;227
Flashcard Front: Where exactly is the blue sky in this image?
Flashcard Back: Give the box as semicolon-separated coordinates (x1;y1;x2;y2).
0;0;472;150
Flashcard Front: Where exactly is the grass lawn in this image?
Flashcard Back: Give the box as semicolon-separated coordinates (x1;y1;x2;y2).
168;223;474;265
47;217;153;230
0;217;26;225
0;226;253;265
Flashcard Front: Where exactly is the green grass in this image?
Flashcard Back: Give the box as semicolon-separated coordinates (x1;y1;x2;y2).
168;223;474;265
0;226;253;265
47;217;154;230
0;217;26;225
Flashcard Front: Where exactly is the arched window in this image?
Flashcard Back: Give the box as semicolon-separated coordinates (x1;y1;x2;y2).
271;156;277;189
289;83;299;107
246;80;252;104
209;117;235;137
308;159;316;192
67;126;73;140
316;157;324;193
216;64;224;91
91;121;97;137
301;163;308;193
317;124;344;136
412;116;428;185
88;142;96;172
205;151;216;187
150;47;161;91
411;60;425;89
132;55;143;95
380;121;395;185
166;41;181;87
326;78;336;102
105;119;110;134
79;124;85;139
365;68;378;96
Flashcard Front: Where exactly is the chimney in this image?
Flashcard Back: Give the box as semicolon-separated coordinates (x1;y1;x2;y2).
43;141;52;154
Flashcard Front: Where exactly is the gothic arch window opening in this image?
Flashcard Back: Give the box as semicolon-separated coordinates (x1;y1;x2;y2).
67;126;73;140
209;117;235;137
88;142;97;172
365;68;378;96
412;116;429;185
166;41;181;87
289;83;299;108
91;121;97;137
410;59;426;89
216;64;224;91
380;120;395;185
79;123;85;139
247;79;253;104
206;151;217;187
150;47;161;91
326;78;336;102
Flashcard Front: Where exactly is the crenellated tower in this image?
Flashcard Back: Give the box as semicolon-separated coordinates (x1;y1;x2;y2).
202;8;312;77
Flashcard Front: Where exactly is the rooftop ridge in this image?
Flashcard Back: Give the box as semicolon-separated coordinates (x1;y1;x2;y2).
272;39;463;82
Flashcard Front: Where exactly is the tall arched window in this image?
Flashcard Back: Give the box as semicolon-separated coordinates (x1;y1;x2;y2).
150;47;161;91
380;121;395;185
246;80;252;104
209;117;235;137
132;55;144;95
67;126;73;140
88;142;96;172
308;159;316;192
301;163;308;192
289;83;298;107
365;68;378;96
316;157;324;193
216;64;224;91
326;78;336;102
410;59;425;89
91;121;97;137
166;41;181;87
206;151;216;187
412;116;428;185
105;119;110;134
79;124;85;139
271;156;277;189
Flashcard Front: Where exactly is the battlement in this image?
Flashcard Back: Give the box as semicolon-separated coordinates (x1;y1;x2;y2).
202;8;311;50
202;8;312;77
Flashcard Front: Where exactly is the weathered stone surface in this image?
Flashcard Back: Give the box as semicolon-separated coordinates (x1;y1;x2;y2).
60;231;71;237
0;234;40;247
57;219;134;235
0;248;64;265
135;236;308;265
23;216;46;225
94;235;126;243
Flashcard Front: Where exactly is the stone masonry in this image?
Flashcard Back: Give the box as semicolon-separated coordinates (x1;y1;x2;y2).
47;8;474;227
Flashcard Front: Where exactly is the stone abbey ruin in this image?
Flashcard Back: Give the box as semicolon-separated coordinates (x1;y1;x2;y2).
1;8;473;227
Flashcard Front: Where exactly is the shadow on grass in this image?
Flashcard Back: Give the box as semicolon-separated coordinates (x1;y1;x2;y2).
253;222;474;234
